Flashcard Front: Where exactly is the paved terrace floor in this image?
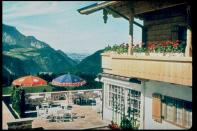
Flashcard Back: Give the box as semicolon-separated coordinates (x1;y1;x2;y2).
2;101;15;129
32;105;110;130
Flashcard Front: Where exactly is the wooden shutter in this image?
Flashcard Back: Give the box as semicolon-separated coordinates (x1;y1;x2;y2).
152;93;162;123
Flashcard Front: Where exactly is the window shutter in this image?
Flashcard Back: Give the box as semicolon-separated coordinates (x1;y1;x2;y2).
152;93;162;123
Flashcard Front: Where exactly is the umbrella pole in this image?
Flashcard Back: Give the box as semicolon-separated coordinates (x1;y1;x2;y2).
68;91;69;104
68;91;71;104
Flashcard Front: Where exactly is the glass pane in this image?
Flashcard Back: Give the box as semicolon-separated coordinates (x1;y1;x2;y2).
176;108;183;125
166;105;174;122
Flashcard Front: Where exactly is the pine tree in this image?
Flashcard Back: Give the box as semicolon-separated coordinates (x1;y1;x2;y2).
20;89;26;117
11;87;26;117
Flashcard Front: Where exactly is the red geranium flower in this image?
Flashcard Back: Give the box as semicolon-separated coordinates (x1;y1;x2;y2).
172;43;179;47
148;43;156;50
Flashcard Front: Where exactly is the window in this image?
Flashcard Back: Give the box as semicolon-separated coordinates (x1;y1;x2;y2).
108;85;125;118
171;25;187;45
178;26;187;42
162;96;192;128
127;89;141;123
165;97;175;122
107;84;141;125
176;100;183;125
184;101;192;128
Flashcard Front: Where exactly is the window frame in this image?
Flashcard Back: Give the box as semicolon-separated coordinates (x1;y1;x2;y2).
161;95;192;128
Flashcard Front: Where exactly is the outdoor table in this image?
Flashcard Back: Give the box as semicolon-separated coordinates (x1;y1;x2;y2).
29;95;44;99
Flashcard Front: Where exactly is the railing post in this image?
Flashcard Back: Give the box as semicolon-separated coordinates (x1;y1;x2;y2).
185;28;192;57
128;14;134;55
185;5;192;57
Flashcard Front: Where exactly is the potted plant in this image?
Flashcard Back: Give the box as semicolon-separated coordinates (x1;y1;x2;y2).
104;45;112;54
171;40;185;57
117;44;128;55
133;45;147;56
155;43;165;56
148;40;185;57
164;40;185;57
108;121;120;129
148;42;157;56
163;40;174;56
104;43;128;55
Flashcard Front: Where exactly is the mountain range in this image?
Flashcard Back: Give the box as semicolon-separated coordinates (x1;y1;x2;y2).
67;53;90;64
2;24;103;85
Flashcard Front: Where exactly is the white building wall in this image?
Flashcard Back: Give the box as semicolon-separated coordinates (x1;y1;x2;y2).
101;77;141;125
143;80;192;129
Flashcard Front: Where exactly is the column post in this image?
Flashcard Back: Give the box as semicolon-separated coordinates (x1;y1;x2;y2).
102;81;106;120
139;80;146;129
128;14;134;55
185;5;192;57
185;28;192;57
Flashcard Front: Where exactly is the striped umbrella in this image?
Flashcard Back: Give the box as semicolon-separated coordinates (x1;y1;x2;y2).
12;75;47;87
51;73;86;87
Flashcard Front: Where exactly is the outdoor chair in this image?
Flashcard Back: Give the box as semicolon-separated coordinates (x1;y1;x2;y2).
56;110;65;122
50;116;56;122
63;113;72;122
67;105;72;110
52;116;58;122
72;113;77;119
56;116;62;122
81;115;85;118
47;115;53;122
38;109;46;118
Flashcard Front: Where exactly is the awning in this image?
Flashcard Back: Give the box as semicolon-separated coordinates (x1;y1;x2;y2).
78;1;188;20
77;1;144;28
78;1;119;15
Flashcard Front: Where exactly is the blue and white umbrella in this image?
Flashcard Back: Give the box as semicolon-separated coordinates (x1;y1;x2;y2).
52;73;86;87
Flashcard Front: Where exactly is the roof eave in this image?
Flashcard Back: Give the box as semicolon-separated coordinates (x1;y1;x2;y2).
78;1;120;15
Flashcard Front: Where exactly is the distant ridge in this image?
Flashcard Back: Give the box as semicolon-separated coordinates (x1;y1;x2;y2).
2;24;77;85
77;49;104;75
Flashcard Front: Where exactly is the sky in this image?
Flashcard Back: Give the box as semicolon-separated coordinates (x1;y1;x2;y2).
3;1;142;54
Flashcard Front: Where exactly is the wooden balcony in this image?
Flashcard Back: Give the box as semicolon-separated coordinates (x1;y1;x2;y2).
101;53;192;86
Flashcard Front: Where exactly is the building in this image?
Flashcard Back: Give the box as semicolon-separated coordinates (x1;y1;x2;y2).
78;1;192;129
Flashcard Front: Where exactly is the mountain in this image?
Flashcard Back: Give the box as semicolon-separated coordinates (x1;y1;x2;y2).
76;49;104;75
67;53;90;64
3;24;50;49
2;24;77;85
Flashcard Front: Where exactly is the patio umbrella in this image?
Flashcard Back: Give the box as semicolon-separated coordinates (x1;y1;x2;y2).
51;73;86;87
51;73;86;104
12;75;47;87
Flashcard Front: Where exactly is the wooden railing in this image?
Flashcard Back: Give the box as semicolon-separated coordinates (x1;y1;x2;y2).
101;53;192;86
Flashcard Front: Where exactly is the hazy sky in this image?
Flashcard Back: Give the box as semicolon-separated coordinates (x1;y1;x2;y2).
3;1;142;54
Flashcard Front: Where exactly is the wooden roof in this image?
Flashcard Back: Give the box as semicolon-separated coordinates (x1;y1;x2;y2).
78;0;189;20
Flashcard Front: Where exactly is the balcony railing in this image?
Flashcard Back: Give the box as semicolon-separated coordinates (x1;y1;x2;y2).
101;53;192;86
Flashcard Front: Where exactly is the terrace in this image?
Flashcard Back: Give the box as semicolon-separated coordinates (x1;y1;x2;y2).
32;105;109;130
2;89;107;129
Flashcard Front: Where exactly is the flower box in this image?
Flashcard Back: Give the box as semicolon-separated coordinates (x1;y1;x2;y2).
164;53;184;57
120;52;128;55
133;52;146;56
149;52;164;57
174;53;184;57
105;51;117;54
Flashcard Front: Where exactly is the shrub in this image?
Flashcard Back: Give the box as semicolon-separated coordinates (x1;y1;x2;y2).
104;43;128;54
11;87;26;117
120;116;133;129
